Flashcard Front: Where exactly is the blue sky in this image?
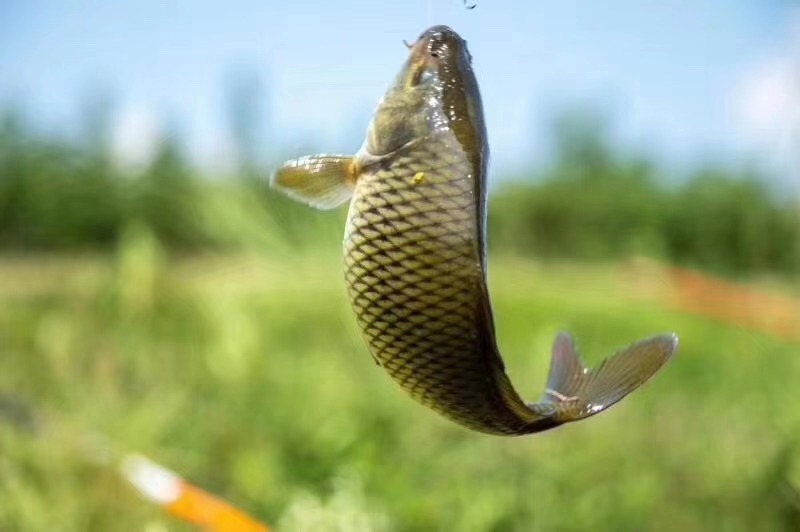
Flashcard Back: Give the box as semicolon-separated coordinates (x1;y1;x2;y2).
0;1;797;184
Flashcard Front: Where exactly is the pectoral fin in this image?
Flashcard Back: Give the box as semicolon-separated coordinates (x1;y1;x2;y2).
270;155;358;210
530;332;677;424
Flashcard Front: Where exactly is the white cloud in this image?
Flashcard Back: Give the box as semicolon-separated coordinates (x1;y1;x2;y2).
736;58;798;143
731;11;800;187
111;101;239;177
190;126;238;177
111;103;162;174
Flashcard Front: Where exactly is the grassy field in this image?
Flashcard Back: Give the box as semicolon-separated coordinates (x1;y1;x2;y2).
0;236;798;531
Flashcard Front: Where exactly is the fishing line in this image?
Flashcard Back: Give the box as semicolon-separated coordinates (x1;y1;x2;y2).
426;0;432;26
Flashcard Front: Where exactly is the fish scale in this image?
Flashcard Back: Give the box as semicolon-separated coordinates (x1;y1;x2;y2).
344;135;531;434
271;25;677;436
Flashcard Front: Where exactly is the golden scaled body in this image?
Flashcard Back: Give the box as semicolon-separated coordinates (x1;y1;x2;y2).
344;135;536;434
271;26;676;436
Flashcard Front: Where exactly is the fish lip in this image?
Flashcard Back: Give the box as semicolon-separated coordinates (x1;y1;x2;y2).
418;25;461;43
413;24;464;51
408;25;468;67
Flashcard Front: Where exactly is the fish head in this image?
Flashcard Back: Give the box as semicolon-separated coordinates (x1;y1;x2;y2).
366;25;486;161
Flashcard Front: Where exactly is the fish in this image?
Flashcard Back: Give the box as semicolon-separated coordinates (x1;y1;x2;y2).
270;25;677;436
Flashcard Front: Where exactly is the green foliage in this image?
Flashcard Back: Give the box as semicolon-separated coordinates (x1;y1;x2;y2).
0;104;797;275
0;117;124;249
663;171;800;274
0;100;798;529
0;109;347;257
489;113;799;276
0;254;798;530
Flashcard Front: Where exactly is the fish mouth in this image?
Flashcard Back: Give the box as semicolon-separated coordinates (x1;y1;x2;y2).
407;25;470;68
416;25;463;47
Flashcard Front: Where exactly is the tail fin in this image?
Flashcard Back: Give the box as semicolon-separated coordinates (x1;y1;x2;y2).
534;333;678;423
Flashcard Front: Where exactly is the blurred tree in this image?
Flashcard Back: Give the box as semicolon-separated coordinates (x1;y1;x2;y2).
133;137;206;249
663;171;791;274
491;108;665;260
490;106;799;276
225;68;269;175
0;100;795;275
78;86;115;158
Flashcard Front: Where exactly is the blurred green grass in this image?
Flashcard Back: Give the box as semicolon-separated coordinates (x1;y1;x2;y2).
0;230;798;531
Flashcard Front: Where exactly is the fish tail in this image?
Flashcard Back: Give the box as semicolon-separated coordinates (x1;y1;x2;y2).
530;332;678;425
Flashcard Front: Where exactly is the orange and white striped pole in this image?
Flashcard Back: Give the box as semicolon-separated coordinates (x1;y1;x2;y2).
0;398;272;531
120;454;271;532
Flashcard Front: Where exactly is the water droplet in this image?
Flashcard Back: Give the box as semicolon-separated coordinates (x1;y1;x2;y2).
464;0;477;9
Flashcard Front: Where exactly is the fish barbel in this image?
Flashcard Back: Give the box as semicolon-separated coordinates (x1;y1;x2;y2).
270;25;677;435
